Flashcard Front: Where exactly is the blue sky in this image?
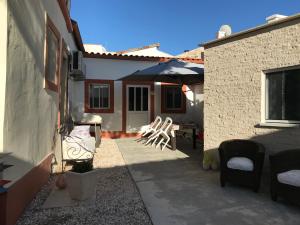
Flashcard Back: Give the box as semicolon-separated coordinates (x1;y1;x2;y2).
71;0;300;55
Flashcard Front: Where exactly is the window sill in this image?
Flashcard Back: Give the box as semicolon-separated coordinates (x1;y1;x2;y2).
256;122;300;128
85;108;114;113
161;110;186;114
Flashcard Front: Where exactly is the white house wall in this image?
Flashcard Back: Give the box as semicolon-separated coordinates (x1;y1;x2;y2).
4;0;77;181
71;58;203;132
70;58;158;131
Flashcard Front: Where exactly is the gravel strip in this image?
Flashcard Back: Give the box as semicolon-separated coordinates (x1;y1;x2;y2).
17;139;152;225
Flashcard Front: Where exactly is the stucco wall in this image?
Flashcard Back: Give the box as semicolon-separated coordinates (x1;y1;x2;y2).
0;0;7;152
204;19;300;168
4;0;77;177
70;58;158;131
71;58;204;132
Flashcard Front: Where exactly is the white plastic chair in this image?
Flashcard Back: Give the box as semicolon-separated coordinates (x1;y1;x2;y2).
142;116;162;137
146;117;173;150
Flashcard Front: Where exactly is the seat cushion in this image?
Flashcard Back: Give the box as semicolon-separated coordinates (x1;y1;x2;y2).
227;157;254;171
277;170;300;187
70;126;91;138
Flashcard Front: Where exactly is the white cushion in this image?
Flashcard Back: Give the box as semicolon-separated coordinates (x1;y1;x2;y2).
73;125;90;131
227;157;254;171
70;126;91;138
277;170;300;187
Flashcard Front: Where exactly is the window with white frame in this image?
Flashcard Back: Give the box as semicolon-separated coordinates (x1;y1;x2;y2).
265;68;300;122
89;84;110;109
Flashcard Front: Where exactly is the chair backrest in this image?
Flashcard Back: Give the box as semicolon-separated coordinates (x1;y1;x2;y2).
151;116;162;130
160;117;173;133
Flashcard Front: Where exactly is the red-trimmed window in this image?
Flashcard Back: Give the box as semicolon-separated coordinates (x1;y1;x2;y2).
161;84;186;113
44;15;61;92
85;80;114;113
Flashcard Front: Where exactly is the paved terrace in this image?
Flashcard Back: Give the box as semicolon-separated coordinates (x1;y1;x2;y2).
116;138;300;225
17;138;300;225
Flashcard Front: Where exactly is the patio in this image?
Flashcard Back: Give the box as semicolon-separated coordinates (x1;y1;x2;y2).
16;139;152;225
115;138;300;225
16;138;300;225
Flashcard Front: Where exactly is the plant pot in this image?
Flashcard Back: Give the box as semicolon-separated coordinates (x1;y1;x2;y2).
65;169;97;200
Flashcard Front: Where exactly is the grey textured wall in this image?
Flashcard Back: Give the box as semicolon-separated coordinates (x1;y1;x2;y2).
204;19;300;168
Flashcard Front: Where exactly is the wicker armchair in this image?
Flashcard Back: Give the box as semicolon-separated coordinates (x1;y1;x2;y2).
219;139;265;192
269;149;300;204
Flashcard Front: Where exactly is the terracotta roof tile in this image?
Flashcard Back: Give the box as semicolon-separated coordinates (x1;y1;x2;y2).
83;52;203;64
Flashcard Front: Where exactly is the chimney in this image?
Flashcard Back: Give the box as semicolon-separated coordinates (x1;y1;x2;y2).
266;14;287;23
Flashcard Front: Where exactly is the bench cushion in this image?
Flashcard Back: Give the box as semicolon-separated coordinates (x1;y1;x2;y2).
227;157;254;171
277;170;300;187
70;126;91;138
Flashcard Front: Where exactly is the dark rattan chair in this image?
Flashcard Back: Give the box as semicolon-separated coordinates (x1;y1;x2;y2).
269;149;300;204
219;139;265;192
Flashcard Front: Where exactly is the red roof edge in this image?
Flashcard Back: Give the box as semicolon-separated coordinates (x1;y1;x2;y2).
83;52;203;64
57;0;73;32
71;20;85;52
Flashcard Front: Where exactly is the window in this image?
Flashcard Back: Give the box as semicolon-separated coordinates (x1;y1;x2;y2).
85;80;114;113
161;84;186;113
128;87;149;111
89;84;110;109
265;68;300;122
44;16;61;92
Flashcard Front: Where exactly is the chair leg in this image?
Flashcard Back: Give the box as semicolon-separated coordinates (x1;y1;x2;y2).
152;136;159;146
161;136;170;151
145;136;154;145
253;186;259;193
271;189;277;201
156;138;164;149
220;175;225;187
253;181;260;193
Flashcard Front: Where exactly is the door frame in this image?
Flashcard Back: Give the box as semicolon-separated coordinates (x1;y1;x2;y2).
122;81;154;132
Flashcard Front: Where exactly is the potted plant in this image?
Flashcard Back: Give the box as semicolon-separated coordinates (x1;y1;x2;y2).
65;160;97;200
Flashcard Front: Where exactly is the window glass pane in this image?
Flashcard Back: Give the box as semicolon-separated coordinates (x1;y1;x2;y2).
136;87;141;111
89;84;111;109
93;86;100;108
267;72;283;120
101;86;109;108
129;87;134;111
46;28;58;83
166;87;174;109
174;87;182;108
143;88;148;111
284;69;300;120
165;86;182;109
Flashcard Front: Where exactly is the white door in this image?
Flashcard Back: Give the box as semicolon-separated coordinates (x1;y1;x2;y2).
126;85;150;133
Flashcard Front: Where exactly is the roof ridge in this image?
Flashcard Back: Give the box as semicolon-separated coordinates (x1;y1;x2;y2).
83;52;204;64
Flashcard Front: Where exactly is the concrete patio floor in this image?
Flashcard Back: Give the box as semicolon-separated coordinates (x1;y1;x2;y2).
115;137;300;225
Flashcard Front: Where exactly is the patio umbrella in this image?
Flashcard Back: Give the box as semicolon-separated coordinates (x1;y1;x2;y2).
117;59;204;85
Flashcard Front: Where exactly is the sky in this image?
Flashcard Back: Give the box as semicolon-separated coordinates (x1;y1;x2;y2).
71;0;300;55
